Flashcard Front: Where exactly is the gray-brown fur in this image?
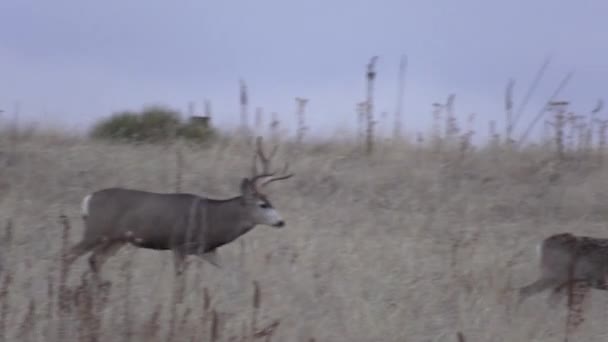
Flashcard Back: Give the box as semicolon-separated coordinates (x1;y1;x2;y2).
518;232;608;304
63;137;293;278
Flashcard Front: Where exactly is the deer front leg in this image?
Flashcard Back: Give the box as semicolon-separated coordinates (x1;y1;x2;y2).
171;247;190;305
173;248;188;277
200;249;222;268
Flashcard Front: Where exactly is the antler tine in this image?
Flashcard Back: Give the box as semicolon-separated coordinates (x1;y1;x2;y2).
260;161;294;187
251;149;258;178
250;172;276;191
250;135;294;189
251;136;268;177
268;144;279;161
248;136;273;190
255;136;272;174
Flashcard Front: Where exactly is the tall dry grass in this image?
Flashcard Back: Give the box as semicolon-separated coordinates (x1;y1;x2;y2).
1;129;608;341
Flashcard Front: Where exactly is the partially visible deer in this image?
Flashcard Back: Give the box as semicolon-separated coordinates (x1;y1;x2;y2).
518;232;608;335
518;233;608;303
63;136;294;281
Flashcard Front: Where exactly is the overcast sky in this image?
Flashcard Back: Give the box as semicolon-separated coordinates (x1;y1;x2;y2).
1;0;606;140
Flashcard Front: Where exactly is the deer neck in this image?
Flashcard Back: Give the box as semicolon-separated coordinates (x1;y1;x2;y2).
203;197;257;249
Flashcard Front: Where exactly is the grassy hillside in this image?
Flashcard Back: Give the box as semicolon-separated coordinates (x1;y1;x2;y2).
1;131;608;341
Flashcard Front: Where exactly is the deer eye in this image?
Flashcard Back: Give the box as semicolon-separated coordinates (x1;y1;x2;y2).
259;203;270;209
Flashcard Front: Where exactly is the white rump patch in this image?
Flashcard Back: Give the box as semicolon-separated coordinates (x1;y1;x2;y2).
536;241;543;260
81;194;92;217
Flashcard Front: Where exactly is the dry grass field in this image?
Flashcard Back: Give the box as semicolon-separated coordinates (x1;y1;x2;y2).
1;131;608;341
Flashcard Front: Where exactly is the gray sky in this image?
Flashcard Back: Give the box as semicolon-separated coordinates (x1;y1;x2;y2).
1;0;607;140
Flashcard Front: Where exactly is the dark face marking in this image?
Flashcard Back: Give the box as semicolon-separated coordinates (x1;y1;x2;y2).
254;193;272;208
258;195;274;209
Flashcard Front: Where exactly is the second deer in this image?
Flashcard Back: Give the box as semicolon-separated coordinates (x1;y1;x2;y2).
518;232;608;303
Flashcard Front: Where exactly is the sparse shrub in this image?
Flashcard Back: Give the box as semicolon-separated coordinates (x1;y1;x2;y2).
90;105;217;144
137;106;181;141
177;119;217;143
90;110;145;142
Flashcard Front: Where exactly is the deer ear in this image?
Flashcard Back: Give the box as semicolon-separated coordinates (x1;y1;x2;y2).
240;178;255;199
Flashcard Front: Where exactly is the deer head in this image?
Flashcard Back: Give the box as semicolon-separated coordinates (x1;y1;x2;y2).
239;136;294;228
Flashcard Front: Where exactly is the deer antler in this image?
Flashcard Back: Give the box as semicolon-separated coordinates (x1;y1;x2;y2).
250;136;294;190
251;136;278;175
260;161;293;187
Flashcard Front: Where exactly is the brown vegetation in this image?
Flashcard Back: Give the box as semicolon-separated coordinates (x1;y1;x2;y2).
1;54;607;340
0;123;608;341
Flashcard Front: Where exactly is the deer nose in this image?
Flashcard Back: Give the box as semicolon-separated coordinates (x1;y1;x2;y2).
274;220;285;227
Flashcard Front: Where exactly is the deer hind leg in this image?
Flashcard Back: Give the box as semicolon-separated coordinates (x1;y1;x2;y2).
62;239;99;269
88;241;125;287
565;280;592;337
518;277;557;304
545;276;608;310
547;281;570;308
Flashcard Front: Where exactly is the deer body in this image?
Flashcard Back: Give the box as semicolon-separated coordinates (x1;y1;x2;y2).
63;137;293;279
518;233;608;303
82;188;265;252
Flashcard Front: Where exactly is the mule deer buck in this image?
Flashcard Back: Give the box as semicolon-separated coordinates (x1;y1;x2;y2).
63;137;294;280
518;232;608;304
